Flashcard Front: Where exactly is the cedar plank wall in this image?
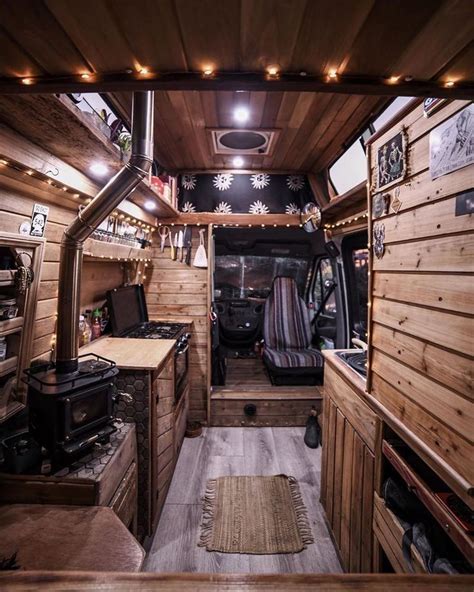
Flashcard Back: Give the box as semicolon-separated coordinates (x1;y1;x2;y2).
367;100;473;502
0;187;124;362
146;227;208;423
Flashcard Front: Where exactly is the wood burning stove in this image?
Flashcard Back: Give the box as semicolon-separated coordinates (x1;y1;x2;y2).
24;354;118;458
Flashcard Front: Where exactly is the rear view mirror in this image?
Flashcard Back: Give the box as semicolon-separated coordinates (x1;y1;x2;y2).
300;203;322;233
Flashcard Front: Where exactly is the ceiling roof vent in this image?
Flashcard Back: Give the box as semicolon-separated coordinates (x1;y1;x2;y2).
210;129;278;155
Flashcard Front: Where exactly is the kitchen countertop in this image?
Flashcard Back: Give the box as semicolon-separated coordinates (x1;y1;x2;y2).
79;336;175;371
322;349;367;395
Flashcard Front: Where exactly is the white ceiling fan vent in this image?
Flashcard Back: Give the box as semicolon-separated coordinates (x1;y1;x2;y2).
210;129;278;155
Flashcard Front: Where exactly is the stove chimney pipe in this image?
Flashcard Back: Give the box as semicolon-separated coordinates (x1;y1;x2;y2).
55;91;154;374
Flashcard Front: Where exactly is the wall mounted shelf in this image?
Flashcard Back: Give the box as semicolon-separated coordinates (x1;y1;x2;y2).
83;238;152;262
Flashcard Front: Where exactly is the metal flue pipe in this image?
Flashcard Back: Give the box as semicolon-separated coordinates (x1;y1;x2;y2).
55;91;154;373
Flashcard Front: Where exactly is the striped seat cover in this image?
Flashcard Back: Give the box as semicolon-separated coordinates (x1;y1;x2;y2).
263;277;324;369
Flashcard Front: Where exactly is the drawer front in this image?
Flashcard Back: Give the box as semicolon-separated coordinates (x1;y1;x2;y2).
109;461;137;530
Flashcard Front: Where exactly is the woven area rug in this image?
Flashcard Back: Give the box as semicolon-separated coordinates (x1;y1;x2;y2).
198;474;314;554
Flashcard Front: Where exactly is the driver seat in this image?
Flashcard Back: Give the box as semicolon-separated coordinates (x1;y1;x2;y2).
263;276;324;385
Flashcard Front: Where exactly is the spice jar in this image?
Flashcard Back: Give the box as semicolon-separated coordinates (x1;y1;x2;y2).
0;336;7;361
0;296;18;321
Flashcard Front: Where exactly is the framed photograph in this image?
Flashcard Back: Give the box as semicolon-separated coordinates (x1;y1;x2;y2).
430;104;474;180
376;130;407;191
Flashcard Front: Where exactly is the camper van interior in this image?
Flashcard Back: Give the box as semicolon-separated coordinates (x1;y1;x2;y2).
0;2;472;590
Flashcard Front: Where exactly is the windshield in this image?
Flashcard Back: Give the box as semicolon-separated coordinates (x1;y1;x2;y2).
215;255;309;299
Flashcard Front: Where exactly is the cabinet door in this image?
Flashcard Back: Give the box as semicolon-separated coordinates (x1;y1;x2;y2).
321;397;375;572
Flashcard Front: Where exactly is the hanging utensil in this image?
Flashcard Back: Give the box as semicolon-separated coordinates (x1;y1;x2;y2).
159;226;170;252
193;229;208;268
172;232;178;261
183;226;192;266
178;229;184;262
169;231;176;260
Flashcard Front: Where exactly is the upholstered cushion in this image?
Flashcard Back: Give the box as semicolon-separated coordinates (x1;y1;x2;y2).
263;277;312;350
264;346;324;369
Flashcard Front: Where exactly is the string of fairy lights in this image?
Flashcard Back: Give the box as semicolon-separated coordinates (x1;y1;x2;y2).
0;153;157;235
14;64;461;91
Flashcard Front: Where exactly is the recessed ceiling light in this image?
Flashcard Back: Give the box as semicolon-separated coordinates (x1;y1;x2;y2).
445;80;455;88
89;162;109;177
234;106;249;123
139;67;149;75
144;200;156;211
233;156;244;167
80;73;91;80
327;70;338;80
21;78;33;85
266;65;279;77
202;66;214;77
387;75;400;84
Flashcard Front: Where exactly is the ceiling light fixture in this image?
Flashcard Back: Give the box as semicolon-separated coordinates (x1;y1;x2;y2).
387;75;400;84
233;156;244;168
266;65;280;78
144;200;156;211
139;67;149;75
80;73;91;80
21;78;34;85
202;66;214;77
89;162;109;177
26;170;33;175
444;80;455;87
234;106;250;123
327;70;338;80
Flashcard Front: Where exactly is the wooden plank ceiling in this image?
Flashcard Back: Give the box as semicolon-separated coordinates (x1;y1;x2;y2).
0;0;472;173
108;90;386;173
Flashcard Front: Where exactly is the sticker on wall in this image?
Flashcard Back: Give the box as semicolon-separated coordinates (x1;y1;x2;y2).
373;222;385;259
372;193;390;218
376;130;407;191
390;195;402;213
455;189;474;217
429;104;474;180
19;221;32;236
30;203;49;238
423;98;446;118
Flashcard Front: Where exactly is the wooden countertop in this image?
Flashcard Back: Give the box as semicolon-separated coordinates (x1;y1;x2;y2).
322;349;367;395
0;573;472;591
80;337;175;371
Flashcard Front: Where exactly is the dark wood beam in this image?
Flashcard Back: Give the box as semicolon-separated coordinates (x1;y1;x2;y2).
1;71;473;99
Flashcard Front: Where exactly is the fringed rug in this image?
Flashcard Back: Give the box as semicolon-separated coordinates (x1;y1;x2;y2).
198;475;314;554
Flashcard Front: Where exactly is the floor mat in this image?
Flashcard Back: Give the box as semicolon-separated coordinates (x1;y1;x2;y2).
198;474;314;554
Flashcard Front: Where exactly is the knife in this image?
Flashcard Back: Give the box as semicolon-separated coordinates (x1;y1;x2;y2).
170;232;176;261
183;226;192;266
171;232;178;261
178;229;184;262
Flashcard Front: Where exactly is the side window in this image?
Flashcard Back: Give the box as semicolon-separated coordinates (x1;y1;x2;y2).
312;258;337;317
342;232;369;341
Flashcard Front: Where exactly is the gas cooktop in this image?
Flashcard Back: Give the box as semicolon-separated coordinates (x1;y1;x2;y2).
125;322;187;340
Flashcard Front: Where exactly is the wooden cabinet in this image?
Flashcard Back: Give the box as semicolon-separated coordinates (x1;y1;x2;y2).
0;232;44;422
321;352;381;572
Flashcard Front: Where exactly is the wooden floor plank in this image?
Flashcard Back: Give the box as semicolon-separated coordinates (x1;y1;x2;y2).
146;427;342;574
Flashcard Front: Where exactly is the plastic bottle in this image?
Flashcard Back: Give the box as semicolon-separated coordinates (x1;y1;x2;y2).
91;308;102;340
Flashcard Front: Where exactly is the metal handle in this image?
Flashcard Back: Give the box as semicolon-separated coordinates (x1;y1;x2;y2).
176;344;189;355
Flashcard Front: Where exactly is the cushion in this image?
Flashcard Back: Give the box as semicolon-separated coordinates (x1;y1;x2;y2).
264;346;324;369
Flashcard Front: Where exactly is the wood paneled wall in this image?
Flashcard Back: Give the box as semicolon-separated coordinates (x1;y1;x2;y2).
146;227;209;423
0;186;125;363
367;100;473;503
